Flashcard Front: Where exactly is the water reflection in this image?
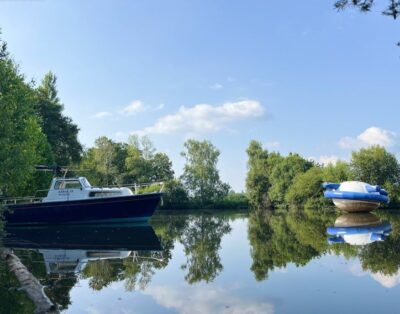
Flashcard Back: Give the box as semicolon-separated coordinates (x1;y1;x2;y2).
327;213;392;245
2;210;400;313
2;223;165;311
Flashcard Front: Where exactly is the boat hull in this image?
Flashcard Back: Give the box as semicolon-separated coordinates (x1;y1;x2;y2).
3;193;162;225
332;199;380;212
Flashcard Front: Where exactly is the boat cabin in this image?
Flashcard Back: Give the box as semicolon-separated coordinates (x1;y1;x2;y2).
43;177;133;203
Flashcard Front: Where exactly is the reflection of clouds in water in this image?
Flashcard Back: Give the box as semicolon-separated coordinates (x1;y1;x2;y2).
348;261;400;288
371;272;400;288
143;284;274;314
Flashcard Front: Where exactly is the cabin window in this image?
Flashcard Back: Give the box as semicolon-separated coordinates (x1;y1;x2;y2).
54;180;82;189
81;178;91;188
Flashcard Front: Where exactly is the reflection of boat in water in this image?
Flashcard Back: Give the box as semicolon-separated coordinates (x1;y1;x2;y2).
323;181;389;212
327;213;392;246
3;223;162;274
3;174;163;225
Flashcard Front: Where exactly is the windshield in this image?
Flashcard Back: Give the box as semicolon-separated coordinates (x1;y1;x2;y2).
81;178;91;188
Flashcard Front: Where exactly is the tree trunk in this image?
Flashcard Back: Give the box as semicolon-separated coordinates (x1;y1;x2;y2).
0;248;59;314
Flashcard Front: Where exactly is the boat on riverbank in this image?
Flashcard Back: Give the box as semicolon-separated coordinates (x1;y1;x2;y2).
2;176;163;225
323;181;389;212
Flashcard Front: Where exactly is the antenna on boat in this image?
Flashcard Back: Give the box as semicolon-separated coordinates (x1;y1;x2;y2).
35;165;79;177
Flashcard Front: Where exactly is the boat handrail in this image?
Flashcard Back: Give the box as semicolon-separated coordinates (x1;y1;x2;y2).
91;181;165;194
1;196;44;205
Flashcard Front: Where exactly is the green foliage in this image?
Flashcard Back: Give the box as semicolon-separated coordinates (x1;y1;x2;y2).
181;139;230;204
162;179;190;209
351;145;400;186
285;167;327;208
35;72;82;165
0;38;52;196
246;140;313;209
246;141;271;208
267;153;313;206
80;135;174;186
322;160;353;183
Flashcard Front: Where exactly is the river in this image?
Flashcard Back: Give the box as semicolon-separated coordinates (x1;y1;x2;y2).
1;208;400;313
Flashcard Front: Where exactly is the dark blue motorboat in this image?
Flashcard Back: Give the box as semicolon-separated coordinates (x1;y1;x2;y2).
3;176;163;225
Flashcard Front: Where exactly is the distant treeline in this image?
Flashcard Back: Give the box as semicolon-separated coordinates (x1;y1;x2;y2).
246;141;400;209
1;33;399;211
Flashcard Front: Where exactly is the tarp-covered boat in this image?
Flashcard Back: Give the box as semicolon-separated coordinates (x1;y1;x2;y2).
323;181;389;212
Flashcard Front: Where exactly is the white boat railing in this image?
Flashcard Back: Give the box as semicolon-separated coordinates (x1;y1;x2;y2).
90;181;165;194
1;196;43;205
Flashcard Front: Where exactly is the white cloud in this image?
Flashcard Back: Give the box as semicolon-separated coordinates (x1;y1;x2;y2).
308;155;341;166
119;100;146;116
339;127;397;149
210;83;224;90
265;141;280;150
134;100;265;136
143;284;274;314
371;271;400;288
92;111;112;119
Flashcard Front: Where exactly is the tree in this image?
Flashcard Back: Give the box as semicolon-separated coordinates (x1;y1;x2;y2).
35;72;82;165
322;160;353;183
246;141;271;208
162;179;190;209
88;137;120;185
149;153;174;182
267;153;314;207
350;145;400;186
181;139;230;204
124;135;174;183
285;167;327;208
0;36;52;196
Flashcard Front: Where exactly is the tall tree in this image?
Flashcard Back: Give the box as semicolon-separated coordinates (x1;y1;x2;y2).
246;141;271;208
35;72;82;165
92;137;120;185
181;139;230;204
0;36;52;196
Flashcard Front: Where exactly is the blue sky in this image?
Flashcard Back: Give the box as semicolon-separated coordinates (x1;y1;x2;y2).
1;0;399;191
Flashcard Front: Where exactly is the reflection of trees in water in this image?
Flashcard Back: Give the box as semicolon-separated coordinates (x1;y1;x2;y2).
248;207;400;282
248;208;331;281
179;215;231;284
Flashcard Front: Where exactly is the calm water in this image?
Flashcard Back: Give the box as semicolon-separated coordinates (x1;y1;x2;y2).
2;208;400;314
